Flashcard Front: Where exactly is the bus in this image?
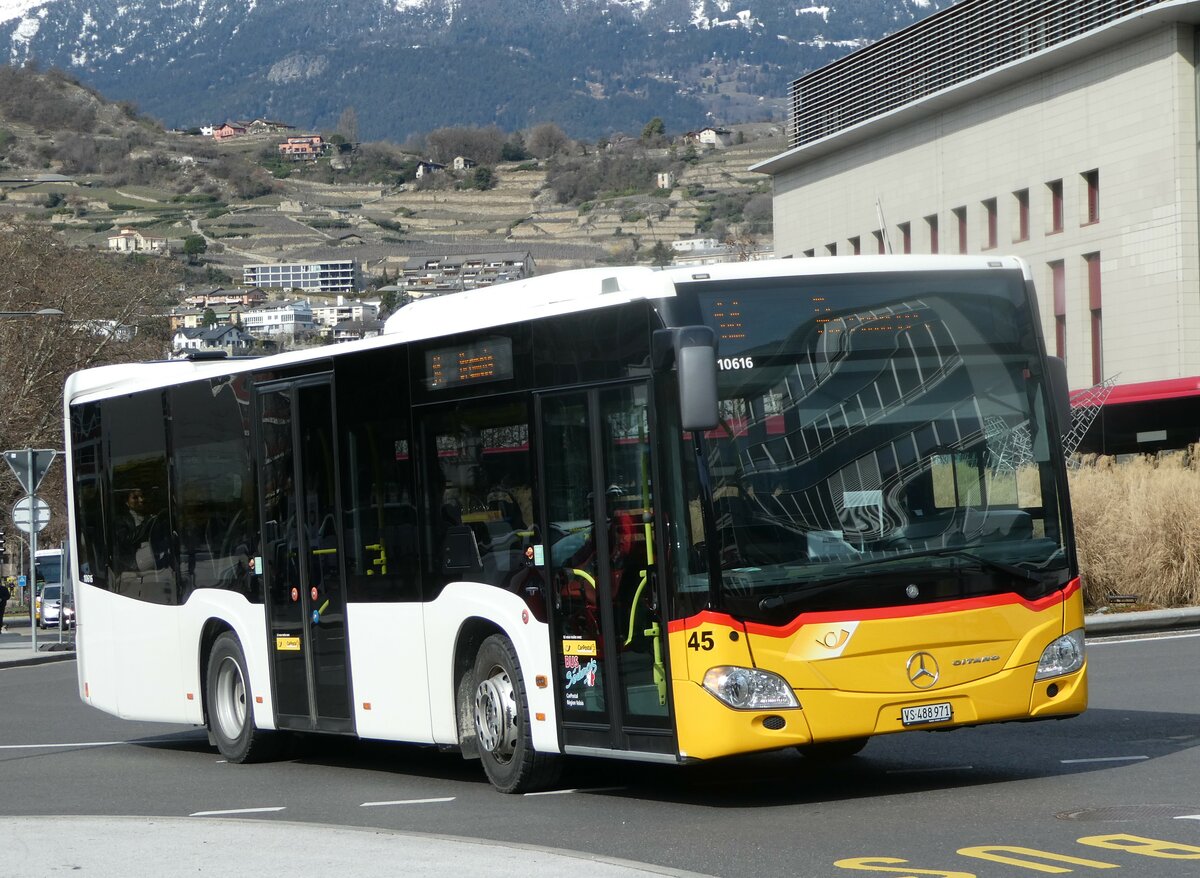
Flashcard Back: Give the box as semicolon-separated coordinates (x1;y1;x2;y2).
63;257;1085;793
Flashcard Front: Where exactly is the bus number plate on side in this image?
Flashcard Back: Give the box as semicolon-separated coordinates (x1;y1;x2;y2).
901;702;952;726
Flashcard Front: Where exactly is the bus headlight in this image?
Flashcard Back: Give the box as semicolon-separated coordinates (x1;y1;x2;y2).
1035;628;1085;680
702;666;800;710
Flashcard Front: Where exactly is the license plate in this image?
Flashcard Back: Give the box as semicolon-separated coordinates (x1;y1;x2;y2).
901;701;953;726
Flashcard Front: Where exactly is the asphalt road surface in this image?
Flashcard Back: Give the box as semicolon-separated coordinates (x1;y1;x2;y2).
0;629;1197;877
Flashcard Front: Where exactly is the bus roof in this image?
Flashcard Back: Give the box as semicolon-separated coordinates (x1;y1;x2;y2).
63;255;1029;405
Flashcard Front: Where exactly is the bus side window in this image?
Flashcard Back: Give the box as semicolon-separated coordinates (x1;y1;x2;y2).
336;348;420;602
418;397;539;608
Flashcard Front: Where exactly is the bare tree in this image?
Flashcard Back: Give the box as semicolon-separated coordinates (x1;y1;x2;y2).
0;222;177;543
336;106;359;145
527;123;571;159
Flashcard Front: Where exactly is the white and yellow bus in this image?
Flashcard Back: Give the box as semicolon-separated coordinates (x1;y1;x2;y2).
64;257;1085;792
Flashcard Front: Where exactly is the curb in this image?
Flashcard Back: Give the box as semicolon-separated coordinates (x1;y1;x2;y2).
1084;606;1200;635
0;648;75;669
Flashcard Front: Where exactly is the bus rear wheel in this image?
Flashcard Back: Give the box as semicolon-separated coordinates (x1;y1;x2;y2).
472;634;561;793
206;632;281;764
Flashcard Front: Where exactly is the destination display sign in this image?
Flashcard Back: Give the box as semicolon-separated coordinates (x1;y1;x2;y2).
425;336;514;390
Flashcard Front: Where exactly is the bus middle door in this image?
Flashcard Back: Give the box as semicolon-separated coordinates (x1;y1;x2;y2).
256;377;354;734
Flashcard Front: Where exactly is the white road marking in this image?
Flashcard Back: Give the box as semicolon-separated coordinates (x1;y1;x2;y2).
1060;756;1148;764
1087;631;1200;645
190;807;286;817
0;741;125;750
1174;814;1200;821
359;797;455;808
886;765;974;774
524;786;626;797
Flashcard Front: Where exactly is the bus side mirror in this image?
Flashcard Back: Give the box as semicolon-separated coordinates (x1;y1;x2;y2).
654;326;719;432
1046;356;1071;433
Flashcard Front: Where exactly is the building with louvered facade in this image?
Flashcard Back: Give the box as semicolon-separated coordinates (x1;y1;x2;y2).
754;0;1200;453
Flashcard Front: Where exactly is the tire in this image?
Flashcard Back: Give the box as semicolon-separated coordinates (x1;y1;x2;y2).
471;634;562;793
206;632;281;763
797;737;869;760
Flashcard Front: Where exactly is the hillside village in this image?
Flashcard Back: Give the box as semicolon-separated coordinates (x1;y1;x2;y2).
0;71;782;356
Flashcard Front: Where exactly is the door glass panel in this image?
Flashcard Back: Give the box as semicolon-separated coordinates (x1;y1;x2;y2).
298;383;351;722
600;385;668;724
260;387;308;719
543;394;608;719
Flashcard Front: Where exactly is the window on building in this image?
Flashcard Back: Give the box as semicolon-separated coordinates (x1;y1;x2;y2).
925;214;939;254
849;236;861;255
953;206;967;253
825;242;837;256
1050;260;1066;360
1014;189;1029;242
1048;179;1064;233
873;230;885;254
1085;252;1102;384
803;248;815;258
983;198;998;249
898;222;911;254
1083;169;1100;224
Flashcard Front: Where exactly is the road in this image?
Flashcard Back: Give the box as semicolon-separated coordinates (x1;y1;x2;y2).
0;630;1197;877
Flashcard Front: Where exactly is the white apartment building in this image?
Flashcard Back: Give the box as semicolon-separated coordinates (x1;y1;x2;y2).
754;0;1200;454
311;298;379;332
241;300;316;336
242;260;360;294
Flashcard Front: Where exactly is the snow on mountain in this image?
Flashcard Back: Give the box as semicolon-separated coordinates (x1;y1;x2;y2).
0;0;953;140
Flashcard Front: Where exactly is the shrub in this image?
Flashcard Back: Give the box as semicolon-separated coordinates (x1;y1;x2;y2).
1070;452;1200;609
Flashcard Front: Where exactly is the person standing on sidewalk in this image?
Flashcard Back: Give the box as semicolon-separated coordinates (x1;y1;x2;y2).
0;580;10;633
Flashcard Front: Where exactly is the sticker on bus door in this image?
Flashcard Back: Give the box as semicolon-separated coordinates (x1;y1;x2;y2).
275;635;301;651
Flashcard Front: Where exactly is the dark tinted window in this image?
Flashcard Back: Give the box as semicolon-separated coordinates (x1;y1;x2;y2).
105;392;177;605
418;396;542;614
169;377;261;602
336;348;420;602
70;402;107;590
533;306;652;387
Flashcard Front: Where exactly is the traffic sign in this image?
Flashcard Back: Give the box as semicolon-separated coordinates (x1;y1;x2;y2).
17;575;25;588
4;449;57;495
11;496;50;534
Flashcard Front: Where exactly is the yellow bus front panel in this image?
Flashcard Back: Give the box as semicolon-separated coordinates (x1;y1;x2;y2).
668;581;1086;761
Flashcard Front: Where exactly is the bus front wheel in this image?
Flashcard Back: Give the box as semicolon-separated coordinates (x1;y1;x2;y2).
471;634;561;793
206;632;280;763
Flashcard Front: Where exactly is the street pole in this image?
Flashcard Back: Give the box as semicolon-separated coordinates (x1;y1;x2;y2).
28;454;36;653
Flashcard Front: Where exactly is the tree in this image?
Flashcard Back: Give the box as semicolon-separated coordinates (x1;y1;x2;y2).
201;307;218;327
641;117;666;145
336;106;359;145
0;222;176;546
648;240;673;266
472;167;495;190
183;235;207;262
527;123;571;159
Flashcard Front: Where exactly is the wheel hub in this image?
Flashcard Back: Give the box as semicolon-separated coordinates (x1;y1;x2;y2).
474;666;517;762
214;655;247;741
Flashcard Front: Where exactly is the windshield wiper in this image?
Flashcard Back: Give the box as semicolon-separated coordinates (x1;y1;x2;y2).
845;543;1043;583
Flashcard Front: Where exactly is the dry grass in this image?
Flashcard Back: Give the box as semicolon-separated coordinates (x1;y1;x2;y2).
1070;451;1200;609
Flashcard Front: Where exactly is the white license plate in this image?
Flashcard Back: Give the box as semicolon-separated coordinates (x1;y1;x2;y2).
901;701;953;726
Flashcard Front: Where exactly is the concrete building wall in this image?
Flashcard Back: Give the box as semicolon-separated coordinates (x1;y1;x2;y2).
770;23;1200;390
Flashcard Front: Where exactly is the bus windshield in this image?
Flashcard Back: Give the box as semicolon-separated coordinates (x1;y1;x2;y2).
35;553;63;587
677;270;1071;622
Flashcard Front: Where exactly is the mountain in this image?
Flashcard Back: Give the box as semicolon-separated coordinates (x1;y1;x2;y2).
1;0;952;141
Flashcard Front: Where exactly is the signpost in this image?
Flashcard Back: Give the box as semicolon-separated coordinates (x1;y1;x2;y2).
5;449;57;652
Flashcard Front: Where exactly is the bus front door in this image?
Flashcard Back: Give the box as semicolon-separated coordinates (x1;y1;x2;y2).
256;378;354;734
539;383;674;757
